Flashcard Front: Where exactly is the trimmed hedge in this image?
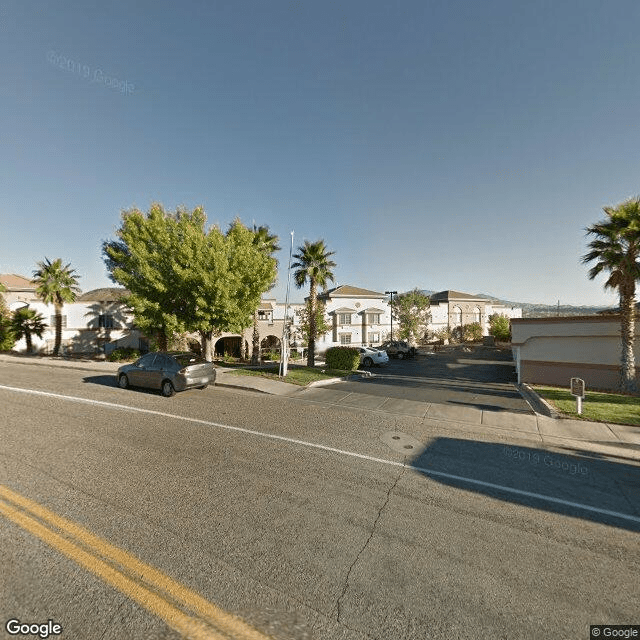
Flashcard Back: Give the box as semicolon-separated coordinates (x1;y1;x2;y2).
324;346;360;371
107;347;141;362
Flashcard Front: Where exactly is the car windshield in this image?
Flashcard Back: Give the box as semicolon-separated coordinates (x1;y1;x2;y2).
172;353;206;366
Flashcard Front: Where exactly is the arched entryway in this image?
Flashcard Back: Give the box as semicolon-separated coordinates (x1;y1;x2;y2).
260;335;281;359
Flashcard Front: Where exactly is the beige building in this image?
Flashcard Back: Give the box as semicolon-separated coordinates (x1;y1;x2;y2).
511;315;638;391
429;290;522;337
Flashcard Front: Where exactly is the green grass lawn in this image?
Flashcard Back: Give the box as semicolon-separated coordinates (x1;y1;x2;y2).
226;364;353;386
534;385;640;426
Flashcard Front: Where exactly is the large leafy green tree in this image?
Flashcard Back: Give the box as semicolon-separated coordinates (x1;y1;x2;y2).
391;288;431;344
11;307;47;353
291;240;336;366
295;299;331;347
33;258;80;356
103;204;190;350
103;205;278;361
583;197;640;393
251;225;280;364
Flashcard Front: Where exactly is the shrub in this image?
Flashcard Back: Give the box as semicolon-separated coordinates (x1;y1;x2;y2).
324;346;360;371
434;327;452;343
489;314;511;341
462;322;483;343
107;347;141;362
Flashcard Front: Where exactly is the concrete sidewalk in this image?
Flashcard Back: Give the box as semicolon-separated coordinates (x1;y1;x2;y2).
2;354;639;462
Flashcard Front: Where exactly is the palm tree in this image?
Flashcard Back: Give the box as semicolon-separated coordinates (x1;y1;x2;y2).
11;307;47;353
583;197;640;394
251;225;280;364
291;239;336;367
33;258;81;356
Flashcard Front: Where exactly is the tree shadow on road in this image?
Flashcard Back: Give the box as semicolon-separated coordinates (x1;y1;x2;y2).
407;437;640;532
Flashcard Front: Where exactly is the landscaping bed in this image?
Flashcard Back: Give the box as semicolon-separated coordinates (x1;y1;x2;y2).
225;364;353;386
534;385;640;426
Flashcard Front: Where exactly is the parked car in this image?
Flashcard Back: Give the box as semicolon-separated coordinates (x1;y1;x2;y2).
116;351;216;397
359;347;389;367
380;340;416;359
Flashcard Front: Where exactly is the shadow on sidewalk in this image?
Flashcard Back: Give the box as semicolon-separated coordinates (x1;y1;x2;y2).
408;437;640;532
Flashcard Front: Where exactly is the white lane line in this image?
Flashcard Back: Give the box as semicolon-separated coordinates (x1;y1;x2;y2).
2;384;639;526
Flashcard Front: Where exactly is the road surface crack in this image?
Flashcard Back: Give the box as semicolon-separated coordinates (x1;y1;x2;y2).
333;462;406;626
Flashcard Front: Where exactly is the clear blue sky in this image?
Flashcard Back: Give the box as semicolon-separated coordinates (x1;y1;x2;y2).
2;0;639;305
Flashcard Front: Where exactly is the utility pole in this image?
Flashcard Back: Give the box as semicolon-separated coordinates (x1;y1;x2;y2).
385;290;397;341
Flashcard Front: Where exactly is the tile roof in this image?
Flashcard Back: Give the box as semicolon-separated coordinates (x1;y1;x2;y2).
429;290;490;302
0;273;36;289
319;284;386;298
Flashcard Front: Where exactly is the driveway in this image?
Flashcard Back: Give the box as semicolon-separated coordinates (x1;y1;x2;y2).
330;345;531;413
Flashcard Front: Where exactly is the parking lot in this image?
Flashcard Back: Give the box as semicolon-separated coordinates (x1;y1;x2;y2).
333;345;531;413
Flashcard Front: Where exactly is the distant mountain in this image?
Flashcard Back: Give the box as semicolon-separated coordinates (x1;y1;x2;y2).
417;290;609;318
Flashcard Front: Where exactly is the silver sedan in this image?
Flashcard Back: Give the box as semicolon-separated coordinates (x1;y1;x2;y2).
116;351;216;397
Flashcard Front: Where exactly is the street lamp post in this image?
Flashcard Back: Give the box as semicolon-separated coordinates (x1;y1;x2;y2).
385;290;397;341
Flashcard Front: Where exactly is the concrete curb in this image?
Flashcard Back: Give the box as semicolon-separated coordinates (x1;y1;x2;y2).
307;371;372;387
518;383;562;419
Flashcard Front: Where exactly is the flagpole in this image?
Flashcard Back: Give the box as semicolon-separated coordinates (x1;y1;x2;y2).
279;231;294;378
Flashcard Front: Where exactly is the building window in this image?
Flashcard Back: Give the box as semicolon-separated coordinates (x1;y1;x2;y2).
338;313;351;325
339;333;352;344
367;313;381;324
257;310;273;322
98;314;114;329
50;315;67;328
473;307;481;323
369;332;380;344
451;306;462;326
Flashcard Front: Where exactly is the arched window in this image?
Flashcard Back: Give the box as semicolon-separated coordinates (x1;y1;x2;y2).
473;307;481;323
452;306;462;326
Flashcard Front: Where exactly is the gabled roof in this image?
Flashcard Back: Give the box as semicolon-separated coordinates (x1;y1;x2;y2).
332;306;357;314
363;307;386;313
258;301;274;310
77;288;128;302
319;284;386;299
430;290;490;303
0;274;36;290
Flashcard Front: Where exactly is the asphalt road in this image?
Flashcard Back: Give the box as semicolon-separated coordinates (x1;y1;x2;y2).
1;362;639;640
334;346;531;413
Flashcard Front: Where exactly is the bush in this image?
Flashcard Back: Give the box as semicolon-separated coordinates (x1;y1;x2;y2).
462;322;483;343
324;346;360;371
489;314;511;341
107;347;141;362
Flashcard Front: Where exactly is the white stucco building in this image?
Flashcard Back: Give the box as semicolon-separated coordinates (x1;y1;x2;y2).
0;274;143;355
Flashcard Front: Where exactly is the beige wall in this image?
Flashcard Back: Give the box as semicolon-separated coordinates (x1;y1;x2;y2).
511;315;639;391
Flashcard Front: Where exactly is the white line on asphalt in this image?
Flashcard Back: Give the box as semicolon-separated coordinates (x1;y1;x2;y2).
2;384;639;526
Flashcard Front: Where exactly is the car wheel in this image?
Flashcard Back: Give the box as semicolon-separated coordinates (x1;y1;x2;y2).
363;357;373;367
161;380;175;397
118;374;129;389
397;352;404;360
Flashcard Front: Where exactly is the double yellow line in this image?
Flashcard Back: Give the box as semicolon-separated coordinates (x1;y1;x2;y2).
0;485;271;640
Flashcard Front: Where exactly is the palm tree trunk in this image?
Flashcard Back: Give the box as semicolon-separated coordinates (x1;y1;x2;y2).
307;279;317;367
53;303;62;355
25;331;33;354
156;328;168;352
619;279;638;394
251;311;260;365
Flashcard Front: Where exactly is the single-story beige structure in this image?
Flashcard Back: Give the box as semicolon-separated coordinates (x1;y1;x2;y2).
511;315;639;391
